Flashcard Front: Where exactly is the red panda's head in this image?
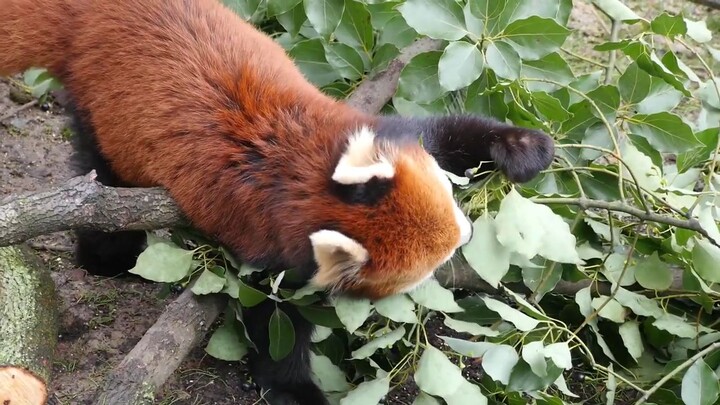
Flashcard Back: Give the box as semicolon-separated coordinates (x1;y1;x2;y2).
307;127;472;300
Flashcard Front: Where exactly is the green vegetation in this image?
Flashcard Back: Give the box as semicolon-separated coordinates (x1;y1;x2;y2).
61;0;720;404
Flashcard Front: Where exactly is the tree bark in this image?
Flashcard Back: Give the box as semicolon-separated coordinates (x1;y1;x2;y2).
0;245;58;405
92;288;226;405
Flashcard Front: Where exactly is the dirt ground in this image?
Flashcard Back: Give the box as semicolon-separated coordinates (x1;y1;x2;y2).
1;2;717;404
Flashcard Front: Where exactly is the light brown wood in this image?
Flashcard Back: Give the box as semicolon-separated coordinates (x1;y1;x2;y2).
0;366;48;405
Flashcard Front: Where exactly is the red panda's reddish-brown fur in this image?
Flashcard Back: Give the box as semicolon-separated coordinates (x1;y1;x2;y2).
0;0;462;299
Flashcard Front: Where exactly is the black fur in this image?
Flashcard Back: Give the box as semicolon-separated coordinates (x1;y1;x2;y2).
329;176;394;205
67;102;148;277
243;300;329;405
375;114;555;183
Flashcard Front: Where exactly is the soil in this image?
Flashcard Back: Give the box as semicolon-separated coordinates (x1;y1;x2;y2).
1;1;718;404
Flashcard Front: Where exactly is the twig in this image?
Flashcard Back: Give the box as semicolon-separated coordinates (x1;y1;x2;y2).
535;197;720;248
605;19;621;84
636;342;720;404
0;100;38;124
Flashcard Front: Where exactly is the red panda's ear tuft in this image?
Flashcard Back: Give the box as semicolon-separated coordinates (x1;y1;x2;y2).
309;230;368;290
332;126;395;185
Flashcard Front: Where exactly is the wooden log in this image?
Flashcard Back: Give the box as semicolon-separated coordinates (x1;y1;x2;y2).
0;245;58;405
91;288;226;405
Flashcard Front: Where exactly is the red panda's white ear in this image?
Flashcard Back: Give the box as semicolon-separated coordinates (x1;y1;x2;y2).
309;230;368;289
332;127;395;185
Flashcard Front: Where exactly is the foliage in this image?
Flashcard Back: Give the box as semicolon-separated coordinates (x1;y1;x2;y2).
117;0;720;404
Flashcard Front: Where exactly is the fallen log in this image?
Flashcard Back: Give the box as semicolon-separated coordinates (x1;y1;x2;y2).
0;245;58;405
92;288;226;405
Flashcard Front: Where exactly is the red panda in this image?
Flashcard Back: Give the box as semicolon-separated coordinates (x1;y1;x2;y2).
0;0;555;403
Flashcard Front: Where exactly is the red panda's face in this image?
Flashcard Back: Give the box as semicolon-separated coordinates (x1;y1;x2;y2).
308;127;472;300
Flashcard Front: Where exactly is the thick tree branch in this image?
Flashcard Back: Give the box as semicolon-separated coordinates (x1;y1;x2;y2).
0;171;184;246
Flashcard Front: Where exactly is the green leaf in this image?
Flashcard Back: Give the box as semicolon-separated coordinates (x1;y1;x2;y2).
438;41;484;91
482;296;540;331
276;4;307;37
444;379;488;405
340;377;391;405
297;305;344;328
531;92;569;121
324;42;364;80
408;278;464;312
650;12;687;37
129;242;194;283
398;0;467;41
378;14;417;47
465;74;508;119
636;77;683;114
622;139;663;191
334;0;373;50
413;392;442;405
441;336;495;357
268;307;295;361
472;0;571;36
544;342;573;370
522;341;547;377
619;62;652;104
627;112;702;153
591;296;627;323
681;359;720;405
520;52;575;93
268;0;302;16
289;39;341;87
311;353;351;392
591;0;642;22
351;327;406;359
415;345;465;397
334;296;372;333
443;316;500;336
205;320;248;361
191;269;226;295
521;265;562;301
677;128;720;172
461;216;511;288
237;280;267;307
693;238;720;283
373;294;417;323
633;252;673;290
495;189;581;264
653;314;699;338
614;287;664;318
587;84;620;121
397;51;445;103
485;40;521;80
222;0;262;21
685;18;712;43
482;344;520;384
303;0;344;39
502;16;570;60
618;321;644;360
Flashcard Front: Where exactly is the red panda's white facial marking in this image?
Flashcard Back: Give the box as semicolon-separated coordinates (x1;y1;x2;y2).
309;127;473;299
331;126;395;185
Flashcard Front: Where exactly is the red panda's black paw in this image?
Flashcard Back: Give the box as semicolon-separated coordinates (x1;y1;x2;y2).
490;127;555;183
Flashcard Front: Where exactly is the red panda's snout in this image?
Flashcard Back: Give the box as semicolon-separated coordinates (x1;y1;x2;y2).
308;127;472;300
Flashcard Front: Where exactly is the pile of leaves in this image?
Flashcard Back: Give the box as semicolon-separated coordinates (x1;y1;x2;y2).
107;0;720;404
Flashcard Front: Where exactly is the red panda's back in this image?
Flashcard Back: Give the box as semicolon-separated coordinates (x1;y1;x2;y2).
62;0;329;186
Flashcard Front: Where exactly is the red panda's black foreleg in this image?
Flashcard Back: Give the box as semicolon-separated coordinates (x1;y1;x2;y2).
375;115;555;184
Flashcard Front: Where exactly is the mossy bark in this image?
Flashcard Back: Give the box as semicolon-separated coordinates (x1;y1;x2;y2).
0;245;58;405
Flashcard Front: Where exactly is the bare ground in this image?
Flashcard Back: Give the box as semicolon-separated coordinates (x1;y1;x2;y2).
1;1;718;404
